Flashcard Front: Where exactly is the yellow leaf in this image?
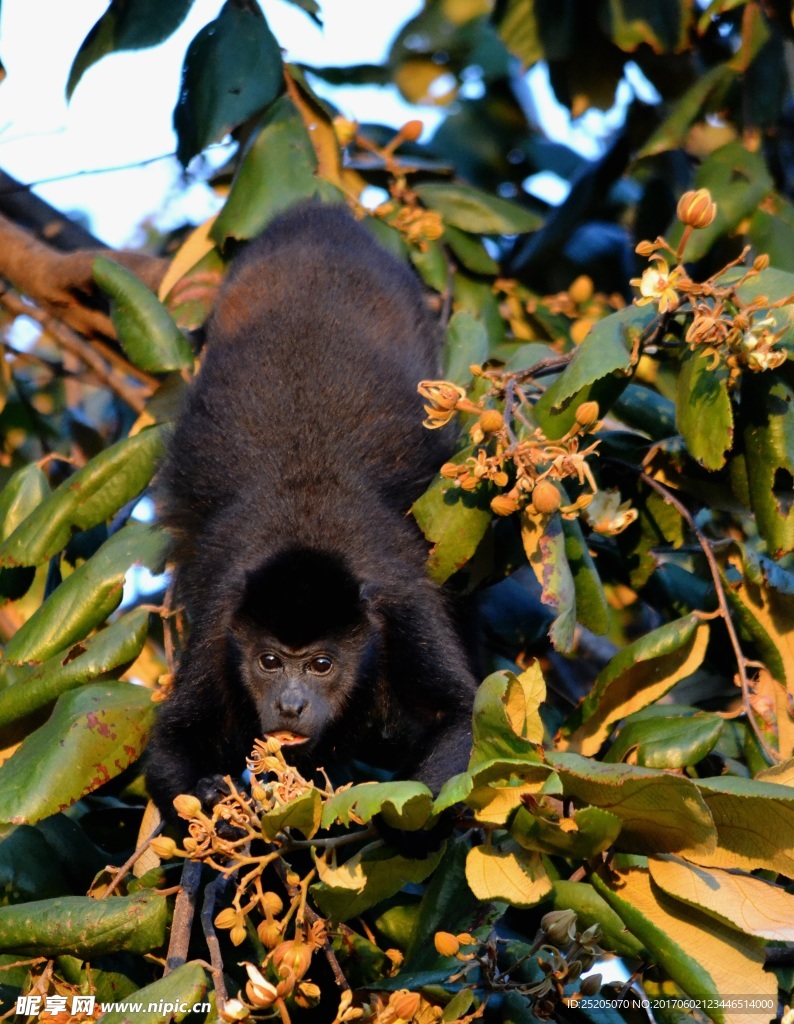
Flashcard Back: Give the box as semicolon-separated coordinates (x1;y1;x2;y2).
158;215;219;301
597;866;775;1024
465;843;551;908
503;661;545;744
650;855;794;942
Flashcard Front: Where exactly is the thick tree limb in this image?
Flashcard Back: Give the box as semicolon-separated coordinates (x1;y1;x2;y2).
0;212;167;343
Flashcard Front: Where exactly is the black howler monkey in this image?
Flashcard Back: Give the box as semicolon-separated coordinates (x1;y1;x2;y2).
146;202;478;821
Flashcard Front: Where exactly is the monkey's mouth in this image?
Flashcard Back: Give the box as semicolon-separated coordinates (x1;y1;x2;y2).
266;730;310;746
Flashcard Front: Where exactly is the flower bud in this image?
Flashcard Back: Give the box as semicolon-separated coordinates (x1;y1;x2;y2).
261;891;284;916
271;939;313;979
295;981;322;1008
173;794;203;820
490;493;519;516
258;920;283;948
541;908;577;945
390;990;421;1020
215;907;239;931
569;275;594;305
440;462;460;480
531;480;562;515
434;931;460;957
570;317;594;345
456;932;475;946
580;973;602;996
401;119;423;142
676;188;717;229
574;401;600;429
230;923;248;947
635;240;657;256
149;836;178;860
753;254;770;271
479;409;503;433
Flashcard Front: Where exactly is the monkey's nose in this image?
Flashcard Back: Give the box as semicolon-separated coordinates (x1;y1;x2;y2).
277;692;307;718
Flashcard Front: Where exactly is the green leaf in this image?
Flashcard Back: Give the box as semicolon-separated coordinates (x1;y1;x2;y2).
465;841;551;907
411;448;493;585
0;463;50;541
97;962;207;1024
3;522;164;665
321;781;434;832
592;866;774;1019
741;373;794;558
562;516;608;635
413;182;542;234
312;843;443;921
443;311;489;386
520;509;576;652
693;775;794;876
404;838;505;970
443;226;499;275
676;348;733;470
512;803;622;860
409;237;448;293
612;383;677;440
0;463;50;601
549;880;645;958
211;96;319;245
282;0;322;26
0;682;155;824
606;709;723;769
547;751;717;857
173;0;283;166
0;607;149;729
638;64;736;158
0;827;71;905
93;258;193;373
649;854;794;942
604;0;688;52
0;428;164;570
466;760;558;826
534;302;651;421
0;890;168;957
559;614;710;755
469;671;545;768
67;0;195;99
259;788;322;841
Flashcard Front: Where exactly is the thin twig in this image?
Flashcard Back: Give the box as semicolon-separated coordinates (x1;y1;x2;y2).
275;860;348;990
0;287;151;412
618;462;780;763
201;875;230;1009
100;823;164;898
165;859;203;974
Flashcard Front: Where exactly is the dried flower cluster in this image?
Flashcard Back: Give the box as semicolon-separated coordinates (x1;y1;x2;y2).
428;910;604;1020
631;187;790;385
418;380;632;528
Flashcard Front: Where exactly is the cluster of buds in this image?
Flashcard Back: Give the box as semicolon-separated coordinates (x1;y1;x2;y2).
494;276;625;347
630;187;790;383
427;390;605;524
434;930;478;960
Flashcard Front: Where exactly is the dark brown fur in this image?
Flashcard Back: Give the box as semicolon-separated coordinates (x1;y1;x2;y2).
145;203;478;820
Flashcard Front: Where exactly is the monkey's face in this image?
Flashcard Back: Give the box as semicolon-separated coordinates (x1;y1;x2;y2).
231;624;372;752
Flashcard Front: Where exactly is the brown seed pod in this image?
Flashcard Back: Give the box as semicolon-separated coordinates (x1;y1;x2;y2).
532;480;562;515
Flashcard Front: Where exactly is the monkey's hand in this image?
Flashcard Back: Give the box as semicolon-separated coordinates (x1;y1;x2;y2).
373;808;455;859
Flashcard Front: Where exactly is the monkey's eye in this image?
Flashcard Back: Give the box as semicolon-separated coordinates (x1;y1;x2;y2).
258;652;282;672
308;656;334;675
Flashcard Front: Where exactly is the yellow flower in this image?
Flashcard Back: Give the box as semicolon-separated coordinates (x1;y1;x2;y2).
630;258;684;314
582;488;638;536
417;380;466;429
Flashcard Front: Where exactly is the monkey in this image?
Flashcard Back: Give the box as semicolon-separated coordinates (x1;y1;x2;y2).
145;202;479;823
